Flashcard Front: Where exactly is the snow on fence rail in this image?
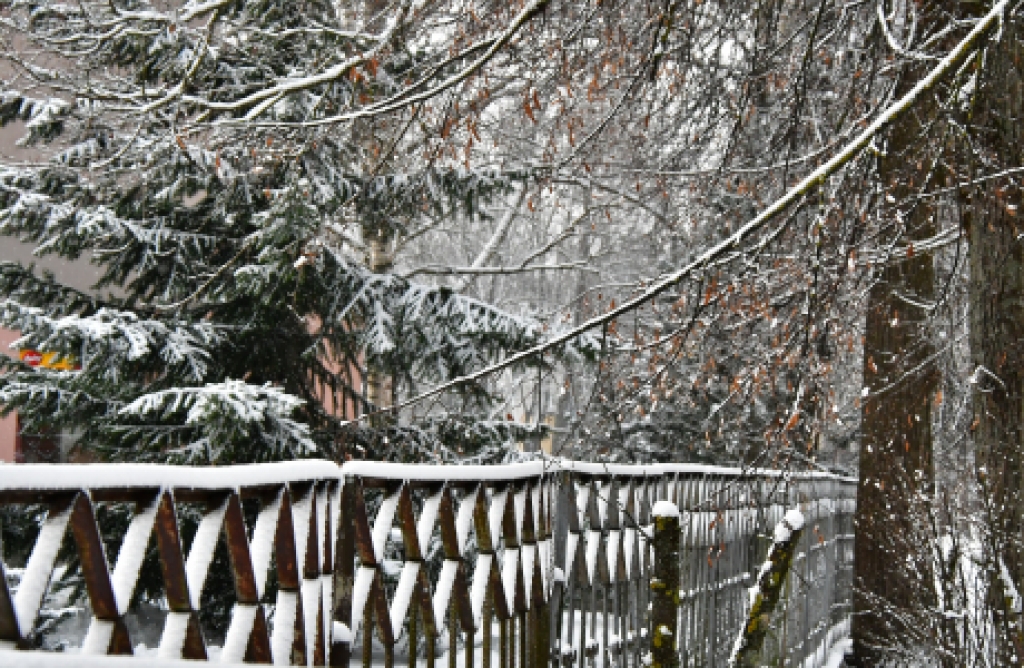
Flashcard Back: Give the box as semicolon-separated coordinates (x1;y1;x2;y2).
0;458;855;668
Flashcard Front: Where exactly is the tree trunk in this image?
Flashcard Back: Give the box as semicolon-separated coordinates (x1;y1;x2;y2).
965;13;1024;663
852;35;940;663
852;197;938;665
366;232;393;415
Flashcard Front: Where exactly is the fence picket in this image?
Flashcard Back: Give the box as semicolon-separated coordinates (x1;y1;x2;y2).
0;460;854;667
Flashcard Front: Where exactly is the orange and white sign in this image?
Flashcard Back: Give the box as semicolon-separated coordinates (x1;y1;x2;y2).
19;349;80;371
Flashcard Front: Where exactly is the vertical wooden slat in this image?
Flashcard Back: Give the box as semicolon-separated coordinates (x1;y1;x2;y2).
600;582;608;668
69;494;117;619
483;584;493;668
409;602;418;668
428;621;437;668
152;490;208;661
223;494;260;604
449;596;458;668
362;578;373;668
154;490;189;610
243;606;273;664
563;545;576;668
547;579;561;668
578;572;588;668
333;477;357;667
528;606;537;668
70;492;135;657
500;616;508;668
519;611;527;668
0;556;18;645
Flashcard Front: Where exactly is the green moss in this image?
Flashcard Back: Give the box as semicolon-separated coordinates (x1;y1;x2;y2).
654;516;678;532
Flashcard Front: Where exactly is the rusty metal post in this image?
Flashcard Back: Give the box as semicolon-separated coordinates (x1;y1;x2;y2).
649;501;680;668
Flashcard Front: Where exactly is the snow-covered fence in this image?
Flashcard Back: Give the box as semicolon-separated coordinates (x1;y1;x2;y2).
0;460;342;663
0;459;854;668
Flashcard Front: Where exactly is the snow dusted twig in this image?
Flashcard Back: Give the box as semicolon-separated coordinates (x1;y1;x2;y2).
219;0;551;127
456;187;527;289
175;0;421;118
349;0;1010;424
403;261;593;278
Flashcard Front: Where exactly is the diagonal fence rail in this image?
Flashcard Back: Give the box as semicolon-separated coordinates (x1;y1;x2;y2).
0;459;854;667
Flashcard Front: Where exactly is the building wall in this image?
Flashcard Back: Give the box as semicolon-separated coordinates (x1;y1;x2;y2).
2;115;104;463
0;327;19;462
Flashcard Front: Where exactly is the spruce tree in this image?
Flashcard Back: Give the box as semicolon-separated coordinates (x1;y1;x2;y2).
0;0;588;465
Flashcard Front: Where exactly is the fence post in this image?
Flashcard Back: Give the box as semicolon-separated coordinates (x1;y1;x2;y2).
729;508;805;668
649;501;680;668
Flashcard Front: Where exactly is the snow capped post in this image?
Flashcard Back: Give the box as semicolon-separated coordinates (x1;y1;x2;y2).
649;500;681;668
728;508;805;668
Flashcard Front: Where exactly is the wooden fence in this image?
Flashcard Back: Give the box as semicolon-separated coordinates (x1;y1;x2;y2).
0;459;855;667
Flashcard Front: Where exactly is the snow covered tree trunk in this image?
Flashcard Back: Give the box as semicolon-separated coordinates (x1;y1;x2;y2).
729;509;804;668
366;229;394;419
360;50;394;420
649;502;680;668
853;22;941;659
965;12;1024;662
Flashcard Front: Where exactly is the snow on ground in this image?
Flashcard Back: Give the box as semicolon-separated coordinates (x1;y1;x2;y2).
354;611;856;668
336;612;624;668
801;620;852;668
820;638;852;668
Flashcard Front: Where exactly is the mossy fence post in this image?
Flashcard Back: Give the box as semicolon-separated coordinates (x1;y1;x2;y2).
729;508;805;668
649;501;681;668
